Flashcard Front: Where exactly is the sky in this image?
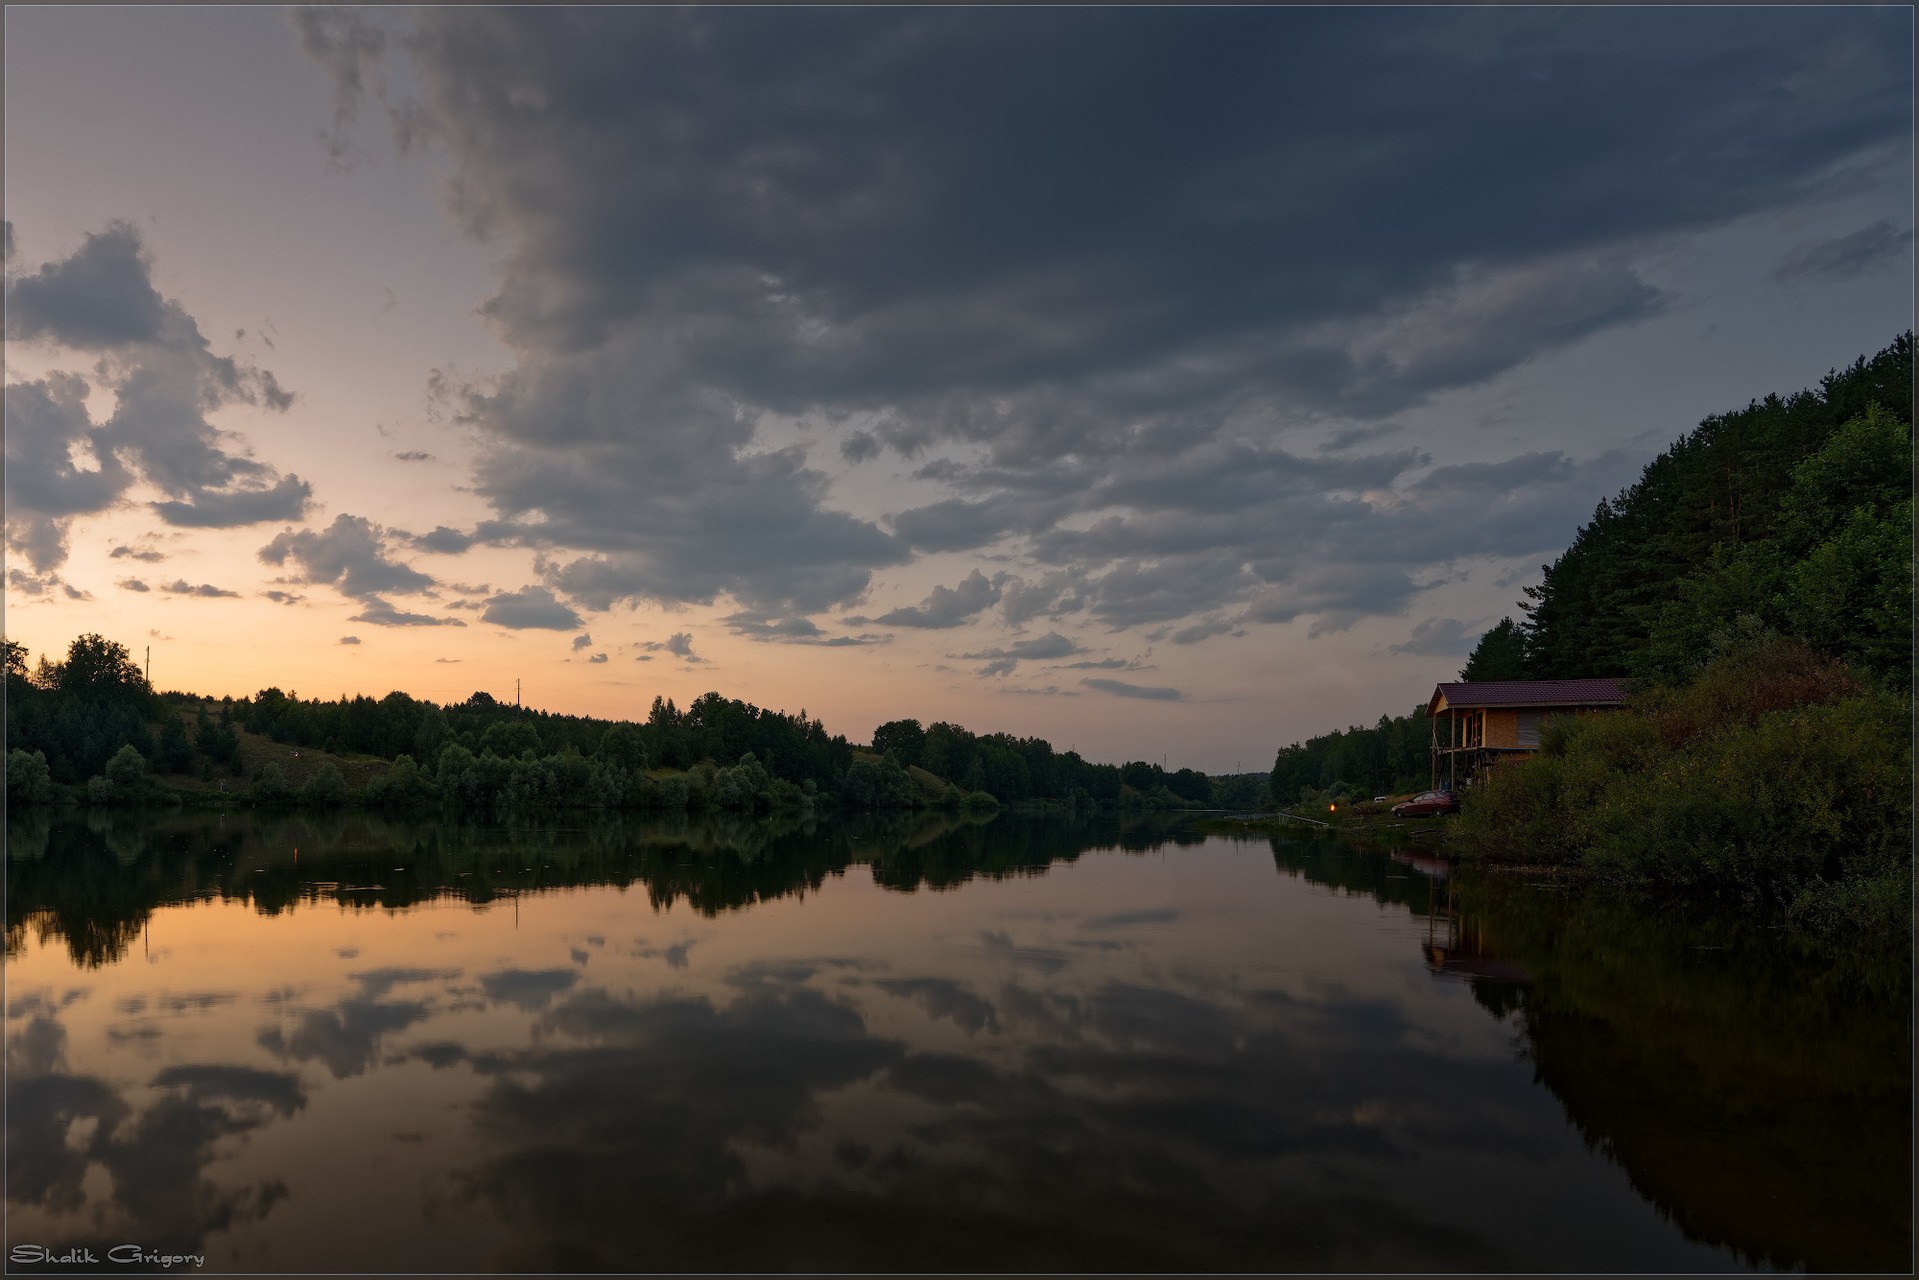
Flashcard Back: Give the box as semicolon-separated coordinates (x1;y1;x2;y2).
4;6;1912;774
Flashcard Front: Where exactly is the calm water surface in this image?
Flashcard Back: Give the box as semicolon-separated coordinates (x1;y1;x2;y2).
5;810;1910;1272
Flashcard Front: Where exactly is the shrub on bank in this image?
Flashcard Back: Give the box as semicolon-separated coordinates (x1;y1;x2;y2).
1451;637;1911;916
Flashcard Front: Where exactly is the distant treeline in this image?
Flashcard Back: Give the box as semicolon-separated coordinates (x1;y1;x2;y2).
1271;333;1913;806
5;635;1258;812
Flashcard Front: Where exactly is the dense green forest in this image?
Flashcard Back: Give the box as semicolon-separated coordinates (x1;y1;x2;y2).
1273;333;1912;807
1442;335;1913;929
1485;332;1912;684
4;634;1255;813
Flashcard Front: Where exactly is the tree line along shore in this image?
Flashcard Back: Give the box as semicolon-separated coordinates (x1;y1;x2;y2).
4;637;1270;818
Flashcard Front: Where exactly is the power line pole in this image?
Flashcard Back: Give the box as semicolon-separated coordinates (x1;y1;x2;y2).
516;678;521;711
145;645;151;686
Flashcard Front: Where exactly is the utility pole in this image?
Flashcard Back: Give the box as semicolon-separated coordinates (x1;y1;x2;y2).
145;646;150;686
516;678;521;710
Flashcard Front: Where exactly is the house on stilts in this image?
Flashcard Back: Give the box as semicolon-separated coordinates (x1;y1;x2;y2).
1427;678;1629;790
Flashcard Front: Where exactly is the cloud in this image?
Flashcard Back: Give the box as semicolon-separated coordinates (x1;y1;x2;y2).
150;474;312;528
392;450;435;462
1390;616;1478;657
3;374;134;570
480;585;584;631
1083;678;1184;700
1772;219;1911;283
871;570;1003;629
839;431;882;464
410;525;475;554
262;590;305;606
641;632;704;664
299;8;1908;638
571;633;594;651
161;579;241;599
5;222;170;347
955;630;1083;676
118;578;151;593
8;569;93;601
587;652;608;663
349;599;466;628
109;543;166;563
340;635;362;645
259;513;435;600
4;224;306;568
999;571;1090;626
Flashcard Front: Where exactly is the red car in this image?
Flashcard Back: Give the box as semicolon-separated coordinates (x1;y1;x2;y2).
1392;790;1460;818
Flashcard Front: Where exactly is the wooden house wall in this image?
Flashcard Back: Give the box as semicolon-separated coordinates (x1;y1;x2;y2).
1481;708;1521;749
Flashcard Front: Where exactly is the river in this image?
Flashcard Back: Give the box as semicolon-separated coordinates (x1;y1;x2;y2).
5;809;1909;1272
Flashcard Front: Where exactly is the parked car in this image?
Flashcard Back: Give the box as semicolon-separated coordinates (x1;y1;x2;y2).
1392;790;1460;818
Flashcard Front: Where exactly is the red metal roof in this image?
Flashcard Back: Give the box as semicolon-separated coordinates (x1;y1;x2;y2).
1429;678;1629;714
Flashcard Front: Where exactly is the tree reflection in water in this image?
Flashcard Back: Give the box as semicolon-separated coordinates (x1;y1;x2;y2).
4;811;1908;1272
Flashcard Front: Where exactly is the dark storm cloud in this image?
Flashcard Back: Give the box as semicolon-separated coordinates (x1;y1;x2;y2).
259;514;438;614
3;375;133;569
869;570;1003;629
410;524;475;554
4;225;307;567
309;8;1909;633
6;222;169;347
1771;218;1911;283
955;631;1082;676
481;585;584;631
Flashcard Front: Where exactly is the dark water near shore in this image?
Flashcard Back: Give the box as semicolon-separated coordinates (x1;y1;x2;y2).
6;809;1910;1273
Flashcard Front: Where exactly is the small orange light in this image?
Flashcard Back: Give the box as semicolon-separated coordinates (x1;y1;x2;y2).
1329;803;1336;812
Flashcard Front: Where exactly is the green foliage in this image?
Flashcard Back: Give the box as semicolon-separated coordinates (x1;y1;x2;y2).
104;744;147;792
251;763;297;807
1460;618;1526;681
842;754;918;808
1453;638;1911;917
597;723;648;773
7;749;53;806
1271;708;1430;802
871;719;925;766
1520;334;1912;681
1637;403;1913;686
300;763;350;809
479;718;542;760
363;754;437;809
58;634;150;704
83;744;150;806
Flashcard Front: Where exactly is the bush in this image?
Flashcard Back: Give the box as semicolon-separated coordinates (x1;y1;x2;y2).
251;763;296;807
301;763;349;808
1454;640;1912;911
6;749;53;806
104;743;147;793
